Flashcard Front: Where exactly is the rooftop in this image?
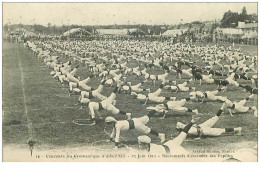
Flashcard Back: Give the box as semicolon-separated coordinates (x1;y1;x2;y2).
238;23;258;29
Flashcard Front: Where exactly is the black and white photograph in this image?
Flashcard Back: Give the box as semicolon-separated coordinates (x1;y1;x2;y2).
2;2;258;162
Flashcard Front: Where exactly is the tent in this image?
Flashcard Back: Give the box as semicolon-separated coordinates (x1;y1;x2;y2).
162;29;188;36
63;28;91;36
243;31;258;38
128;28;146;35
24;31;37;37
221;28;243;35
10;28;27;35
239;23;258;29
63;28;81;36
96;29;129;35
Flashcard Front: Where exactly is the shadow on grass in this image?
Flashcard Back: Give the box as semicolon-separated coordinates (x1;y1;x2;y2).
3;120;22;126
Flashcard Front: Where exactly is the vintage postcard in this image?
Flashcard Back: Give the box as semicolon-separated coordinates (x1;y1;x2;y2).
2;2;258;162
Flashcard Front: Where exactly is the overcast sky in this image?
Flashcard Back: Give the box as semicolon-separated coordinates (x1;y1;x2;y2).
3;3;258;26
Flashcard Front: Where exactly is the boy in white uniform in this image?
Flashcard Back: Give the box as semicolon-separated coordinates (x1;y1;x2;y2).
69;75;95;95
222;96;257;117
99;69;120;79
225;72;240;87
104;73;124;86
53;64;75;82
165;79;193;92
78;80;107;108
105;110;165;149
131;84;176;105
58;67;79;84
175;107;242;138
144;71;170;86
119;81;150;94
189;89;227;102
124;66;140;76
87;86;131;125
146;83;175;104
174;68;193;79
137;115;201;155
148;97;198;118
193;73;214;85
216;73;240;91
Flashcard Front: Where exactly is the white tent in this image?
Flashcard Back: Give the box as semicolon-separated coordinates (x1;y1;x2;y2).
219;28;243;35
243;31;258;38
10;28;27;35
128;28;146;35
63;28;81;36
96;29;129;35
14;28;27;32
63;28;91;36
162;29;188;36
24;31;37;37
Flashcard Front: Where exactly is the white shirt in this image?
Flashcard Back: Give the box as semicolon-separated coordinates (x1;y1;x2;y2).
110;120;131;143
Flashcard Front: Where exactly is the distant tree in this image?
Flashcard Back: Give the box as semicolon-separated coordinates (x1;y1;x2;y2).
221;7;257;28
221;10;239;27
3;24;9;33
47;22;51;28
241;6;247;16
246;13;258;23
210;22;218;34
191;21;202;24
238;6;248;22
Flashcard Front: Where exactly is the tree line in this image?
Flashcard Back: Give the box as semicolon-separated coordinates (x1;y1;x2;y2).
221;6;257;28
3;7;257;36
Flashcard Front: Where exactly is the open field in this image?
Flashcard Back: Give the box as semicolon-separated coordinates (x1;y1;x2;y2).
2;41;257;161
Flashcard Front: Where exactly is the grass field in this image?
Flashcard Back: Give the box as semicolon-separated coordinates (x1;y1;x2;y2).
2;41;257;161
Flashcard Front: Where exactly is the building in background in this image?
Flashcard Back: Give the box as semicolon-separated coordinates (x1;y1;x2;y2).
62;28;92;39
237;21;258;39
96;28;145;36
